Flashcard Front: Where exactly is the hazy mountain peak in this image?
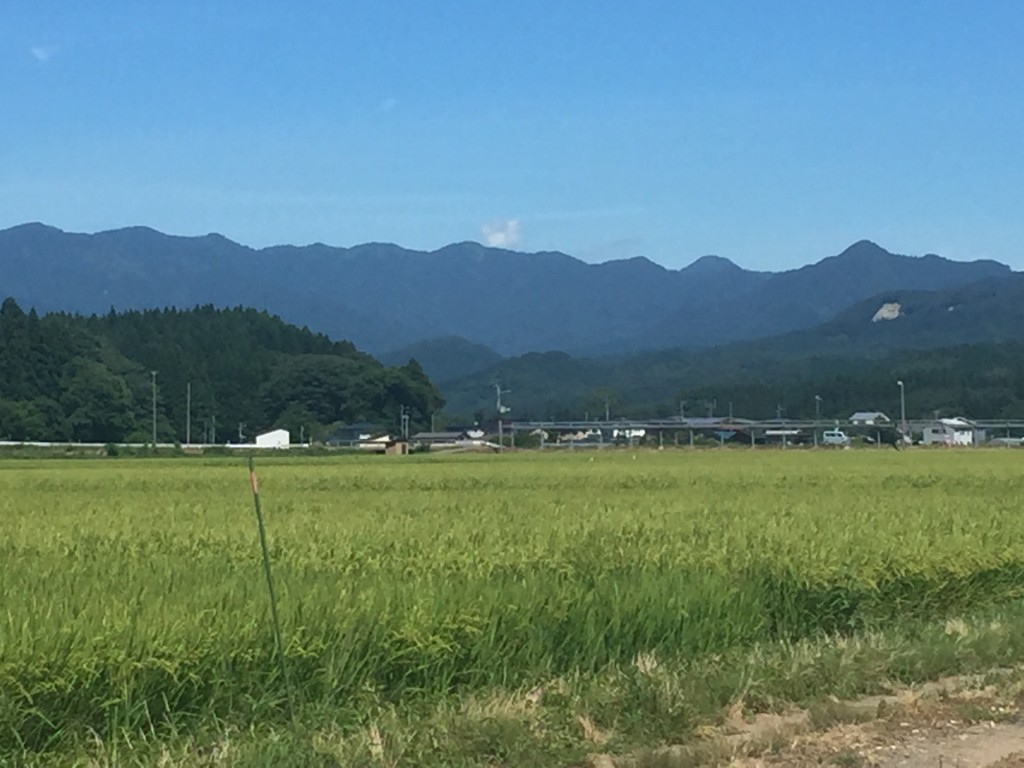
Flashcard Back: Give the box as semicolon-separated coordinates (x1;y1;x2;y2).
435;241;519;260
595;254;666;273
9;222;61;235
837;239;888;258
100;225;164;238
440;240;490;254
199;232;235;245
682;254;742;274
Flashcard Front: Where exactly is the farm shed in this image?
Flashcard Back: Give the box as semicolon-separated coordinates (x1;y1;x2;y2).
356;434;410;455
255;429;290;449
411;431;470;446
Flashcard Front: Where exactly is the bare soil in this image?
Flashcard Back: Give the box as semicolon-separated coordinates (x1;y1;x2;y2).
587;672;1024;767
733;707;1024;767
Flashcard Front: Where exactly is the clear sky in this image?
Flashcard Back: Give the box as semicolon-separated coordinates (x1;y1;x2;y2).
2;1;1022;270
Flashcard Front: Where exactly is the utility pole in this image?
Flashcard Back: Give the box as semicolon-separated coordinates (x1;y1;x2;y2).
679;400;687;420
495;383;511;451
604;396;610;422
186;381;191;446
211;414;217;445
776;404;787;449
399;405;410;440
150;371;158;447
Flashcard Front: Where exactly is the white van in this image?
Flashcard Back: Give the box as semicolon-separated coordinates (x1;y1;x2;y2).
822;429;850;446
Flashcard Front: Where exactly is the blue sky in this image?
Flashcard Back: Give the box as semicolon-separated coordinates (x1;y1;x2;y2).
2;1;1022;270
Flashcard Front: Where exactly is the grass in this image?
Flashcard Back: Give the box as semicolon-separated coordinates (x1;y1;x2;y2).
3;449;1024;765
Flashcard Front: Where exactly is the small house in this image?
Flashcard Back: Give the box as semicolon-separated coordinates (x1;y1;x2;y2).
849;411;892;426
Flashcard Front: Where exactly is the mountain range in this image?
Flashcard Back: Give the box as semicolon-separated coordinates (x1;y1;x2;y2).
0;224;1012;361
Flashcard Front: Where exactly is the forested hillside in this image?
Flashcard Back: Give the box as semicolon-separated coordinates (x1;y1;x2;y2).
0;299;442;443
442;273;1024;420
667;342;1024;423
442;342;1024;423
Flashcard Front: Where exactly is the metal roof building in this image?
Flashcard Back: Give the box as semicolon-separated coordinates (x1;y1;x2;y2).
849;411;891;425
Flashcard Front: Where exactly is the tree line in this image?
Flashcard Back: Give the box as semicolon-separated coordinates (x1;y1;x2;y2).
0;298;443;443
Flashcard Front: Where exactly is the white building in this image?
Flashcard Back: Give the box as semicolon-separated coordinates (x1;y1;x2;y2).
922;418;981;447
357;434;393;451
255;429;290;449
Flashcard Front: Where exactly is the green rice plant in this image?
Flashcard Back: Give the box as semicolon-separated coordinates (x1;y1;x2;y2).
3;450;1024;762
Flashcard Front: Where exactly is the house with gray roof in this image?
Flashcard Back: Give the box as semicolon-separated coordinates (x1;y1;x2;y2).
849;411;892;426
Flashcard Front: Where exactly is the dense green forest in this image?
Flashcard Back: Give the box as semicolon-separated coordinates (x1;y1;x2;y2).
0;298;442;443
4;294;1022;443
443;344;1024;424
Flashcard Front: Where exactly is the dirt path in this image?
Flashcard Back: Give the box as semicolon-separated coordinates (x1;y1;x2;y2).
757;716;1024;767
586;672;1024;767
725;676;1024;767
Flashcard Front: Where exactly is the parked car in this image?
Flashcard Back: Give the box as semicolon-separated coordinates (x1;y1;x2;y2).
822;429;850;446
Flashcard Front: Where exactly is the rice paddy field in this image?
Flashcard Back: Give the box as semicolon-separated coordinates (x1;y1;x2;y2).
4;449;1024;766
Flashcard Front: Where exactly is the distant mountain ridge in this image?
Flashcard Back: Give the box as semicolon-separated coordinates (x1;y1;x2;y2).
378;336;503;383
439;273;1024;417
0;223;1011;357
789;272;1024;353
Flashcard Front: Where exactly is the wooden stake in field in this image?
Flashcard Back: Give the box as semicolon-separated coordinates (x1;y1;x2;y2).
248;456;295;721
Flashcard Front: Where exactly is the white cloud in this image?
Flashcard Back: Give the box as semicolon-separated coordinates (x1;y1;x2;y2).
481;218;521;248
30;45;58;63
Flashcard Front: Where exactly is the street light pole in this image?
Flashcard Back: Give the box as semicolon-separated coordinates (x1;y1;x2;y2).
150;370;158;447
897;380;907;437
186;381;191;446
